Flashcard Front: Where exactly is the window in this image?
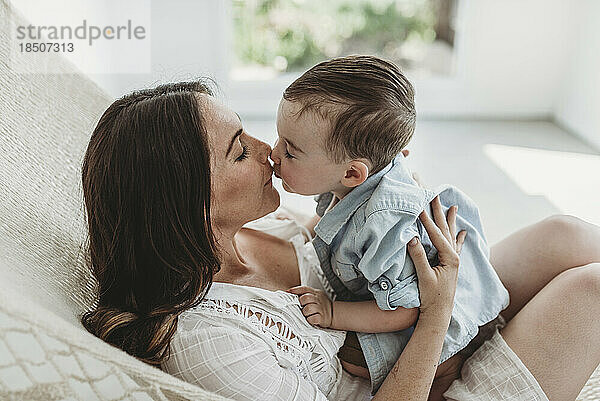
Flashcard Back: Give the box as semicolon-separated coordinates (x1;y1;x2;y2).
231;0;458;82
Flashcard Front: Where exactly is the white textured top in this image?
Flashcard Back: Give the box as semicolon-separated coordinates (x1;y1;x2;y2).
161;214;371;400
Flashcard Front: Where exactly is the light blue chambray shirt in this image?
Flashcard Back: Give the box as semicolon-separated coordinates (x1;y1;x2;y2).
312;152;510;394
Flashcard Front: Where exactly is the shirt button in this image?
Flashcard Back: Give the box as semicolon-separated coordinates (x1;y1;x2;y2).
380;281;389;291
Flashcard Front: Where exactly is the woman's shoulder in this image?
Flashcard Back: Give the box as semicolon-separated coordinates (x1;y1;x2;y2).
241;211;336;297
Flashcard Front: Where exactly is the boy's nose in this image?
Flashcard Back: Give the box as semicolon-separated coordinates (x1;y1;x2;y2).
269;148;280;165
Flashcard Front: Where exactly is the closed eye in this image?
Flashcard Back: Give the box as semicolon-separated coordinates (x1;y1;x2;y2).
236;145;249;161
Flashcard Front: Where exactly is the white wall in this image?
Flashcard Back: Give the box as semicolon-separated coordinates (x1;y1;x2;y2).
554;0;600;150
9;0;228;95
84;0;600;152
10;0;599;150
87;0;230;98
228;0;576;120
415;0;573;119
9;0;152;75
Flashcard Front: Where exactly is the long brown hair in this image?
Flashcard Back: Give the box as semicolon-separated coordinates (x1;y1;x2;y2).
81;80;221;367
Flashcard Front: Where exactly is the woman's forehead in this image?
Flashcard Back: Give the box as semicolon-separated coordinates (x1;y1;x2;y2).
198;94;241;154
199;94;238;125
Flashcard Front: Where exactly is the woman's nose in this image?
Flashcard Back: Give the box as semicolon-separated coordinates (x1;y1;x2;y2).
257;140;272;164
270;140;280;165
269;149;278;165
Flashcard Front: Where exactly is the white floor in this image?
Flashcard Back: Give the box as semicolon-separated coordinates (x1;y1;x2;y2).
243;119;600;245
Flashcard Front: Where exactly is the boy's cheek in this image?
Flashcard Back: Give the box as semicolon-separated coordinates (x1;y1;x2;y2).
280;171;305;193
280;173;310;195
281;166;322;194
277;167;298;191
296;174;326;195
281;180;296;194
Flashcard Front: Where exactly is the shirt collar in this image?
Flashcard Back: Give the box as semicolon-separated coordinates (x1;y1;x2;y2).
314;153;402;245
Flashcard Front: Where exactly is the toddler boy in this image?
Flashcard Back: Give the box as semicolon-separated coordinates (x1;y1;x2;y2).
271;55;509;397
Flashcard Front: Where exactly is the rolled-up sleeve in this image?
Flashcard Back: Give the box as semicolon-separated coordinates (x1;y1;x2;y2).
355;210;421;311
163;326;329;401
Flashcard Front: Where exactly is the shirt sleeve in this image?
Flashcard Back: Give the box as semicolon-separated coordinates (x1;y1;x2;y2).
354;210;421;311
164;326;329;401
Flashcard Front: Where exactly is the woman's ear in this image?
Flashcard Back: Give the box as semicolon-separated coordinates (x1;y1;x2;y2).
340;160;370;188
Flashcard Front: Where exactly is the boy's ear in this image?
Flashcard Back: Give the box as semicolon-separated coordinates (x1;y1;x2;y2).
340;160;371;188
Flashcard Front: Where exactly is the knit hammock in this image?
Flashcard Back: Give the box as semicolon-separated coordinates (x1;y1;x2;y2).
0;0;598;399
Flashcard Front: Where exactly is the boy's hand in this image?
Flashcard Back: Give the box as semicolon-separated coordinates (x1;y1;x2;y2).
287;286;333;328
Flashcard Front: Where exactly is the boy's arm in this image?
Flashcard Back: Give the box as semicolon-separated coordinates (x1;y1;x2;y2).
332;299;419;333
355;210;423;312
288;286;419;333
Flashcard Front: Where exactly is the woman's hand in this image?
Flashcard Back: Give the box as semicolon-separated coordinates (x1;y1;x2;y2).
408;196;466;318
373;197;466;401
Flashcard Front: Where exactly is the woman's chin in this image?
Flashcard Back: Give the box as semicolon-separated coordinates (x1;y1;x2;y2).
265;186;280;212
252;190;280;223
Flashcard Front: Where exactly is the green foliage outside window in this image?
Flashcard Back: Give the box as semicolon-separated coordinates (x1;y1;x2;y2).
232;0;451;74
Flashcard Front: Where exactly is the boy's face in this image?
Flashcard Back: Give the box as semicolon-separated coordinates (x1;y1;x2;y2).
271;98;348;196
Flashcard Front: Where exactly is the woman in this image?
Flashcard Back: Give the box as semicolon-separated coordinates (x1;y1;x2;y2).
81;80;600;400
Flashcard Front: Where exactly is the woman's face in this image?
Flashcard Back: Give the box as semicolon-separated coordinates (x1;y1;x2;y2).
199;94;280;230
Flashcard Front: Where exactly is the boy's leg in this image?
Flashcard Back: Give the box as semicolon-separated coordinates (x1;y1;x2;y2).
340;360;371;379
428;354;466;401
489;215;600;321
429;315;505;400
338;331;371;379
